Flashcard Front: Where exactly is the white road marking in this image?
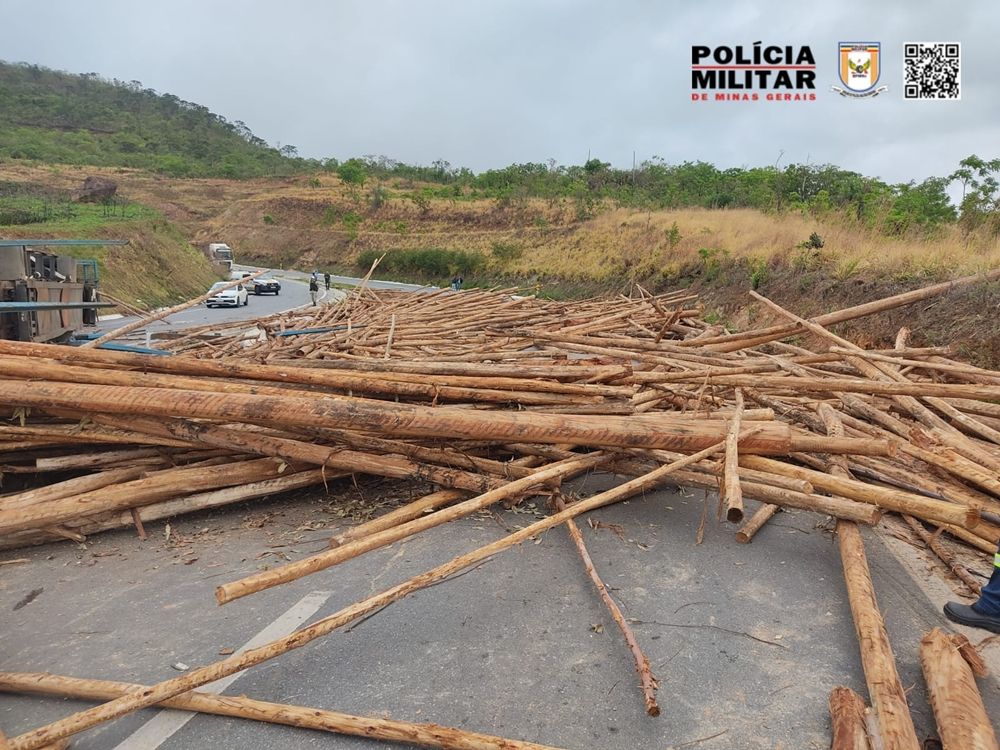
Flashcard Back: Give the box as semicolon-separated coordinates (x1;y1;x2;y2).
110;589;332;750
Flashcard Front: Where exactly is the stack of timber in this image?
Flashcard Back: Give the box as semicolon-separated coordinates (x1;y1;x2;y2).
2;271;1000;748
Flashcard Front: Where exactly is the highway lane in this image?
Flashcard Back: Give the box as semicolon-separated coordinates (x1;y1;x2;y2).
90;264;429;345
90;269;336;343
269;265;438;293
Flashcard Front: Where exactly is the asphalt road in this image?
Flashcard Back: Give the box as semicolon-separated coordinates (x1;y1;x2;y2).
90;265;427;345
2;475;998;750
277;266;437;294
92;269;318;340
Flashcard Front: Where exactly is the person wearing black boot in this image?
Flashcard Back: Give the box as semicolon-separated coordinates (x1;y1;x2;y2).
944;544;1000;633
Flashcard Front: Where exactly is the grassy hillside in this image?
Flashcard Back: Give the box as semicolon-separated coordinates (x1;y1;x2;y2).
0;62;309;178
2;162;998;362
0;171;219;306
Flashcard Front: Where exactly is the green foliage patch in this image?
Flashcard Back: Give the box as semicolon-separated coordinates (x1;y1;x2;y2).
356;248;484;278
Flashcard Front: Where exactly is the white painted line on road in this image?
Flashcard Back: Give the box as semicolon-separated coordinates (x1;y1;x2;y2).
111;589;332;750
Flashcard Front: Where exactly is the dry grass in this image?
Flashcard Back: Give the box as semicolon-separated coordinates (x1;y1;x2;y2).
503;207;1000;282
2;162;998;283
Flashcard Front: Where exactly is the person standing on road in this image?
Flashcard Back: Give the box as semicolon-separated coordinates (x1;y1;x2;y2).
308;276;319;306
945;544;1000;633
324;272;331;290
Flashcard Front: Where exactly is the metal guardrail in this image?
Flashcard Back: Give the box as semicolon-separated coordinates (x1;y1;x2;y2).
0;301;114;311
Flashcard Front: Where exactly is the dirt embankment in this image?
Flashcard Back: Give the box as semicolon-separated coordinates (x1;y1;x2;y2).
3;164;997;363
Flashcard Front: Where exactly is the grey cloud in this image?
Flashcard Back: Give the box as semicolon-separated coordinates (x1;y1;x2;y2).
0;0;995;184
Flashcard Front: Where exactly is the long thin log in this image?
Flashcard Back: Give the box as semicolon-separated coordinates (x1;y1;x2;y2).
920;627;1000;750
722;388;744;523
0;469;338;550
837;521;920;750
330;489;469;547
553;495;660;716
0;467;148;512
738;455;979;529
688;267;1000;352
901;516;982;595
7;440;731;750
938;523;997;554
667;470;882;524
657;372;1000;401
0;380;890;455
94;415;500;494
0;339;631;381
0;672;565;750
829;687;872;750
0;457;287;536
1;352;605;407
215;453;608;605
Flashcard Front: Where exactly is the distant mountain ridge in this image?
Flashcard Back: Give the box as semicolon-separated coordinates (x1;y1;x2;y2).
0;61;311;178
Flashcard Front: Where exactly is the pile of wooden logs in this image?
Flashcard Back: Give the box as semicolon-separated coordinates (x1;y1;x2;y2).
2;270;1000;749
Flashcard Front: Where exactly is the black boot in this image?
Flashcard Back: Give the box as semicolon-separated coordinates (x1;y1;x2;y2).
943;601;1000;633
944;546;1000;633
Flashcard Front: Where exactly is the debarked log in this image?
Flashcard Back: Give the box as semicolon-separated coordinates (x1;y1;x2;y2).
0;672;566;750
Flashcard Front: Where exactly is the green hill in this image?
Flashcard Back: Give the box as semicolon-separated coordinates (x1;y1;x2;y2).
0;61;311;178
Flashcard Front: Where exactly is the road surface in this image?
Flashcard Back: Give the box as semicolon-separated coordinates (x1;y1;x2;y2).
90;266;430;346
92;269;317;340
3;477;997;750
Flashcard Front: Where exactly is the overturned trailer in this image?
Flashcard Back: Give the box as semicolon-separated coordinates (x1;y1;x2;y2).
0;239;122;342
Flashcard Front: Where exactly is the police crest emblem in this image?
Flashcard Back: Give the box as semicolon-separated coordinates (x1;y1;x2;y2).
833;42;888;97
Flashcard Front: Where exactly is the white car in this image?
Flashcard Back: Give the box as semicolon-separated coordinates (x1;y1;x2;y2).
206;281;249;308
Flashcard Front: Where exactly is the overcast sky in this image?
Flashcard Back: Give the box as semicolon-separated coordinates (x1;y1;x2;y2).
3;0;996;185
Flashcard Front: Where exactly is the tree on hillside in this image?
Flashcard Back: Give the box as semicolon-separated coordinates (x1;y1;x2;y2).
951;155;1000;231
337;158;367;187
0;61;308;178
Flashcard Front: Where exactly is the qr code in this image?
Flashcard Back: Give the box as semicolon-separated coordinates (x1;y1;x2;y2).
904;42;960;99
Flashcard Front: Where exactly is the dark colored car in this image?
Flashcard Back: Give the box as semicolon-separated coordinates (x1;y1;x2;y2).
250;278;281;295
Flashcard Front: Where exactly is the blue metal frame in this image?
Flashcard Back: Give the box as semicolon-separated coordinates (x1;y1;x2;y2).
0;301;113;311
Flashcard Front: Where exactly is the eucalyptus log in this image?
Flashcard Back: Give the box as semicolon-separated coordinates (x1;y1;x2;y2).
920;628;1000;750
722;388;745;523
739;455;979;529
0;457;285;536
553;495;660;716
0;380;888;454
0;672;563;750
215;453;608;604
6;441;729;750
902;516;981;595
829;687;872;750
837;521;920;750
735;504;780;544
